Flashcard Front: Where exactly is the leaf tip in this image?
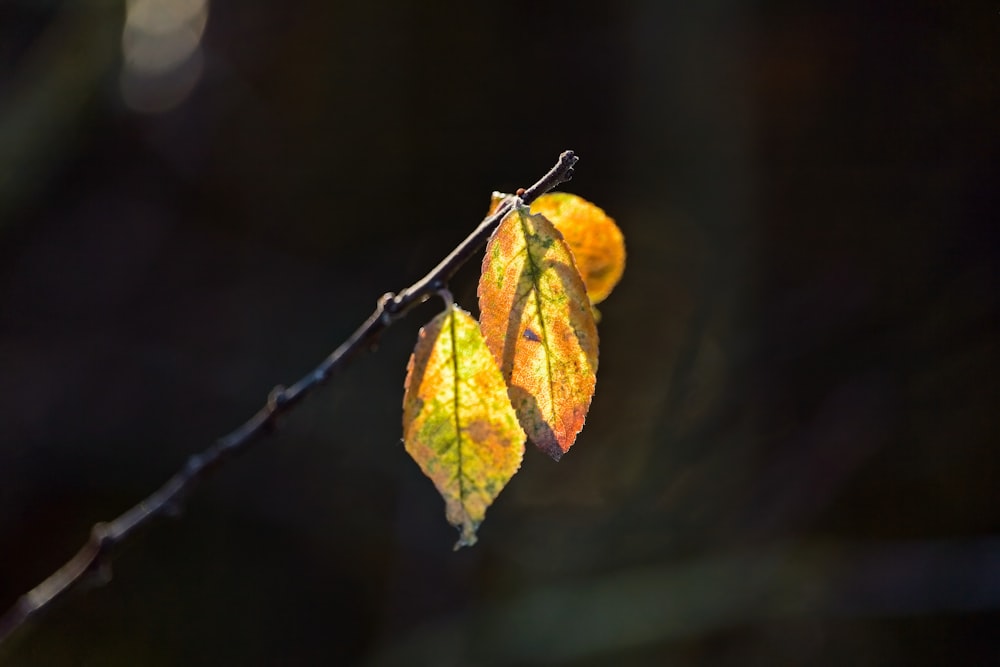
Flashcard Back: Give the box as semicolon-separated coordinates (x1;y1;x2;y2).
537;435;567;461
454;522;479;550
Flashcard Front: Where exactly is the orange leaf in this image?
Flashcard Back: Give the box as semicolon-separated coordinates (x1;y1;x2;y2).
488;192;626;304
478;206;599;460
402;304;526;548
529;193;625;304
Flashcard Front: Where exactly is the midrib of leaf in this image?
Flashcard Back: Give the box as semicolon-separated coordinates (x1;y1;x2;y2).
448;308;466;508
519;211;557;422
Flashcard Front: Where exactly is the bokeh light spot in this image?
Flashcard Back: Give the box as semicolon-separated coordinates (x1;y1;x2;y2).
121;0;209;113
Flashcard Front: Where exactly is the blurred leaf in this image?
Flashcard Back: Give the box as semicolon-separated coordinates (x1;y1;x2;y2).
403;304;525;548
529;192;626;304
489;191;626;304
478;206;599;460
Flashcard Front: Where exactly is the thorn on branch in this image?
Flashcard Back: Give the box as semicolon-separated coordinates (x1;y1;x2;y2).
82;523;115;589
380;291;398;314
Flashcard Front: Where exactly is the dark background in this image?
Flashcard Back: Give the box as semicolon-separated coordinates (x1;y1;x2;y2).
1;1;997;665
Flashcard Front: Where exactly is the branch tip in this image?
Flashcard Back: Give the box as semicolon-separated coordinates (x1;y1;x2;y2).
519;149;578;205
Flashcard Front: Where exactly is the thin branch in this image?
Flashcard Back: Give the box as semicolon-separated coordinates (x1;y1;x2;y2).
0;150;579;645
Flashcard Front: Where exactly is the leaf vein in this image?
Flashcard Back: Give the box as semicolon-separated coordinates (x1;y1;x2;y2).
448;309;466;510
518;211;557;421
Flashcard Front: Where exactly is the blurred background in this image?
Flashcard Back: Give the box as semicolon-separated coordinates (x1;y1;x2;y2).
1;0;997;664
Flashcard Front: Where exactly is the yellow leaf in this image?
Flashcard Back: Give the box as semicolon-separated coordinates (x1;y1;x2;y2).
487;191;509;216
529;193;625;304
488;192;626;304
402;304;526;548
478;206;599;460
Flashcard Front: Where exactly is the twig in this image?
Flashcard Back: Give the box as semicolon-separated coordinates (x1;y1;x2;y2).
0;150;579;645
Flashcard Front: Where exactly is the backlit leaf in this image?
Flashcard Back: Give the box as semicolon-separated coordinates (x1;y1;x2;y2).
402;304;526;548
478;205;599;460
489;191;626;304
529;193;625;304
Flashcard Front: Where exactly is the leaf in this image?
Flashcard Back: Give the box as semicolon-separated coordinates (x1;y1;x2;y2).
528;193;625;304
489;192;626;304
478;205;599;460
402;304;526;548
